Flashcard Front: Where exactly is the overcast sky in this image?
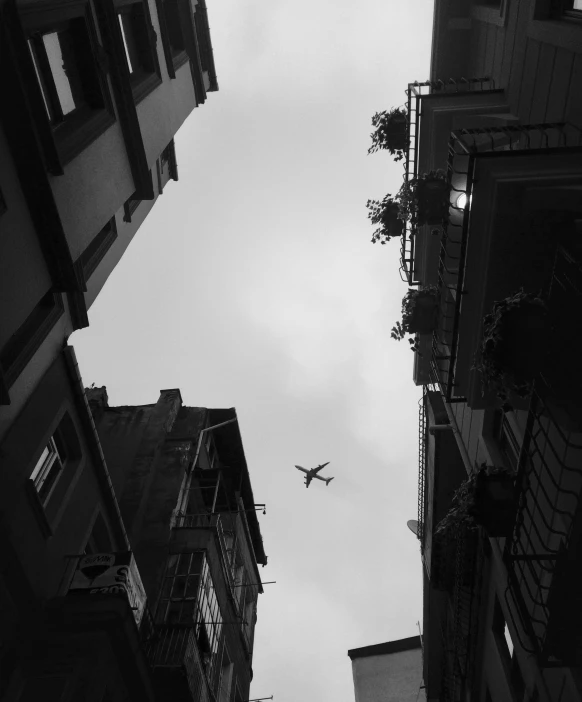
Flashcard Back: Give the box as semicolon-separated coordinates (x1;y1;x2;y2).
72;1;434;700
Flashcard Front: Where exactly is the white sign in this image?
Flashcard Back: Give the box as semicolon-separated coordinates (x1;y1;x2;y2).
69;552;147;627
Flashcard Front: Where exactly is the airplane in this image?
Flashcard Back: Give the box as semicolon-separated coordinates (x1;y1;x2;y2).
295;462;334;488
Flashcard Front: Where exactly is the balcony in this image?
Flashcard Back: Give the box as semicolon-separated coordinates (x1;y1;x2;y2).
503;248;582;667
423;122;582;401
401;76;502;284
145;625;215;702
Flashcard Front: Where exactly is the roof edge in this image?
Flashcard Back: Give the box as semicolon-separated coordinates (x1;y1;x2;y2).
348;635;421;660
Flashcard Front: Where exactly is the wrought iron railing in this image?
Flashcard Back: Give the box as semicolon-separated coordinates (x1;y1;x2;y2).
400;77;497;284
431;123;582;403
503;247;582;666
439;526;483;702
145;624;215;702
417;390;427;545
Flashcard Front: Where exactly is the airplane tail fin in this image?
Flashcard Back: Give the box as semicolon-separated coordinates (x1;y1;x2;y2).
326;477;334;486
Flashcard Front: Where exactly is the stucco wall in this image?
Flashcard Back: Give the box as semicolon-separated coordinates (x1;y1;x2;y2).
351;647;424;702
0;129;53;345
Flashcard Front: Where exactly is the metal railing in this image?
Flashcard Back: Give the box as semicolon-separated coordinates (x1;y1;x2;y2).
145;624;215;702
400;77;497;284
439;526;483;702
430;123;582;402
417;390;427;545
503;247;582;666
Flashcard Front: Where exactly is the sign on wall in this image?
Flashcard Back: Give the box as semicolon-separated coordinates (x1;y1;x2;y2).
68;552;147;627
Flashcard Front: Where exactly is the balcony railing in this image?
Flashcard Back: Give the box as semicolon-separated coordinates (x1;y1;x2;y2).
438;526;484;702
430;122;582;402
400;77;497;284
417;389;428;546
503;247;582;666
145;625;215;702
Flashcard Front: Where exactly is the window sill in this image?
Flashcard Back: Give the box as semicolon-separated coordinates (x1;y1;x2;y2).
55;108;116;167
131;71;163;105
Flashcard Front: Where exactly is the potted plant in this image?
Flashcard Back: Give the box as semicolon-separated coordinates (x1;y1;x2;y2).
367;195;405;244
474;290;549;406
435;464;516;539
368;107;408;161
397;170;450;227
391;286;439;351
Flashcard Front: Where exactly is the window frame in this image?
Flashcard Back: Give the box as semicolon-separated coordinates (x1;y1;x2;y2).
114;0;162;103
18;0;116;167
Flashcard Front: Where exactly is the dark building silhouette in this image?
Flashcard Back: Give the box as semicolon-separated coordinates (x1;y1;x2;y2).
0;362;266;702
0;0;217;439
398;2;582;702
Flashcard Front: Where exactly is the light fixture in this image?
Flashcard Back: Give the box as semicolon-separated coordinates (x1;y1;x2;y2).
456;192;468;210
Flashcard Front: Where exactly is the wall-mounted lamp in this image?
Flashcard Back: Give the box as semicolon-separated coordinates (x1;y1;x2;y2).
456;192;468;210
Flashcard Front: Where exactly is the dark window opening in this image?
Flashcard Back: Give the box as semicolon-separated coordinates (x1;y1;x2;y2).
0;291;64;389
27;20;104;126
493;598;525;701
79;217;118;280
116;0;161;100
163;0;185;57
21;4;114;165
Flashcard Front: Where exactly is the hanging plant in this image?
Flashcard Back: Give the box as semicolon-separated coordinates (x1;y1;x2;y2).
397;170;450;227
368;108;408;161
474;290;549;405
366;195;405;244
391;286;439;352
435;464;516;539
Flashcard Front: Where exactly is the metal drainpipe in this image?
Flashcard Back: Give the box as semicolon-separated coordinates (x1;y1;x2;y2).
63;345;130;551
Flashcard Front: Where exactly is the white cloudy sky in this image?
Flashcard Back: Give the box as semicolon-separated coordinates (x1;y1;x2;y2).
72;1;434;700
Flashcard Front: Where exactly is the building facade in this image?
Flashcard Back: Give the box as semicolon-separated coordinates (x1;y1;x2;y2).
394;1;582;702
0;0;217;438
348;637;425;702
0;361;266;702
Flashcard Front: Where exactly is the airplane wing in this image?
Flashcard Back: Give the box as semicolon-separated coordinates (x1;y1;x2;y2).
313;473;330;481
313;462;330;474
295;465;309;474
305;475;312;487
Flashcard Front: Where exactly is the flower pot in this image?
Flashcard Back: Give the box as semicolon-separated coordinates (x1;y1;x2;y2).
416;178;450;225
474;473;516;537
407;291;439;334
381;203;405;238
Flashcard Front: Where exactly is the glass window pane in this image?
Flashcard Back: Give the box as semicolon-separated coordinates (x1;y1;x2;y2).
30;445;51;482
42;32;76;115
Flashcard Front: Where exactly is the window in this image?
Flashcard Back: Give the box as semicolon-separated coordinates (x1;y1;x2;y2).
79;217;118;280
205;434;219;470
0;291;64;390
158;552;223;677
21;3;114;165
30;434;68;505
162;0;188;64
116;0;161;102
27;412;82;535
